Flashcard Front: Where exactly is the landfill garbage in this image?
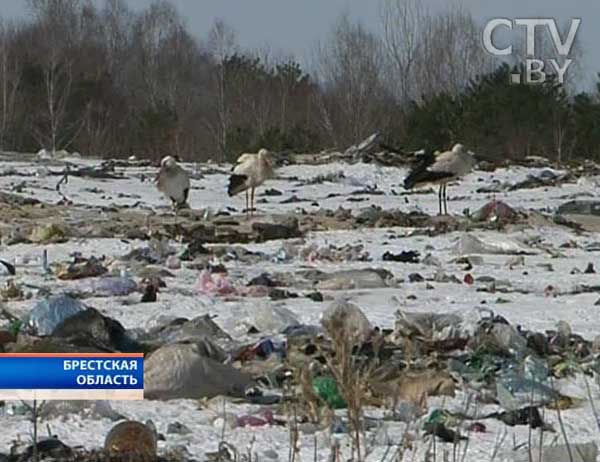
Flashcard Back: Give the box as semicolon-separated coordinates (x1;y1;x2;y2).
40;400;125;421
143;314;232;348
505;255;525;268
52;307;142;352
423;421;466;443
510;442;597;462
56;255;108;280
281;324;323;337
104;420;157;459
320;299;373;343
140;281;159;302
167;422;192;435
144;342;252;400
557;200;600;216
236;410;278;428
88;276;137;297
509;169;570;191
1;154;600;458
19;438;73;461
271;241;300;263
305;291;324;302
467;422;486;433
301;243;370;262
247;304;299;334
382;250;420;263
300;268;394;290
0;259;15;275
25;294;86;336
496;371;560;411
486;406;545;429
236;337;287;361
421;253;442;266
433;269;461;283
452;233;536;255
196;269;236;296
0;279;24;300
473;200;518;223
165;255;182;269
248;273;278;287
392;308;462;342
312;376;346;409
408;273;424;282
469;320;528;358
29;223;68;243
180;240;210;261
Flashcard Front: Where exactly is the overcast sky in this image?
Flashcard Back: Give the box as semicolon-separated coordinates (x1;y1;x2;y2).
4;0;599;90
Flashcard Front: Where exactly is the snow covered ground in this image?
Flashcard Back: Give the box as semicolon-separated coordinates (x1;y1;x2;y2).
0;154;599;461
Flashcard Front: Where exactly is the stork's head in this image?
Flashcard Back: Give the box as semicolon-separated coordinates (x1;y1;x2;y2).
161;156;177;169
452;143;465;153
257;148;272;163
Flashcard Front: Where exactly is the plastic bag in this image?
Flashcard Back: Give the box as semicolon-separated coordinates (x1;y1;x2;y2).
89;277;137;297
26;295;86;335
313;376;346;409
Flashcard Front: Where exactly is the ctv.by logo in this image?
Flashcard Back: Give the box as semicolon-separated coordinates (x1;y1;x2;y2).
483;19;581;84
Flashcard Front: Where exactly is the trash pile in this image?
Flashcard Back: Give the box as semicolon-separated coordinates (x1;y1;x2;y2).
300;243;370;262
2;153;600;461
7;288;598;460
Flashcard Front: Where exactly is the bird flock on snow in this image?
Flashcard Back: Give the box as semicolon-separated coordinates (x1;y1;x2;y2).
154;142;480;217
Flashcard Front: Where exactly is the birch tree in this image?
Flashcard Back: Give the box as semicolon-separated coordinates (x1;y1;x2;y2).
206;18;237;160
0;21;22;150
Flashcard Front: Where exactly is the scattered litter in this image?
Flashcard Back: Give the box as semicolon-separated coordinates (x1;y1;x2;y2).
382;250;420;263
144;342;252;400
510;442;597;462
0;259;16;275
313;376;346;409
196;269;236;296
302;243;370;262
452;233;537;255
236;410;278;428
56;255;107;280
321;299;373;343
89;276;137;297
104;420;157;459
29;223;68;244
473;200;518;223
26;295;86;336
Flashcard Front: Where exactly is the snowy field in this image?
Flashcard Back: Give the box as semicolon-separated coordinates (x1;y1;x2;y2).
0;154;599;461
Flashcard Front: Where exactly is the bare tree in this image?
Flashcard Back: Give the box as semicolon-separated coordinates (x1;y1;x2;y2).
0;20;22;151
315;14;388;147
130;1;181;109
415;6;493;99
101;0;131;82
206;18;237;160
509;20;582;163
379;0;426;105
28;0;82;152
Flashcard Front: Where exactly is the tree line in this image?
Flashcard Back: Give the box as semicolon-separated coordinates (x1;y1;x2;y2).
0;0;598;162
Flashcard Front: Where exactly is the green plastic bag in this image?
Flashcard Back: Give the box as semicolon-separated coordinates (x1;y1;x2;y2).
312;376;346;409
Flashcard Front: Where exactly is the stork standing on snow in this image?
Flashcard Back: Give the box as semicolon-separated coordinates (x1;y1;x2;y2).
155;156;191;210
403;143;477;215
228;148;275;217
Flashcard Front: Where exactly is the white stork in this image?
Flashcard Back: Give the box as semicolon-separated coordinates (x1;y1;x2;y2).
227;148;275;217
155;156;191;210
403;143;477;215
